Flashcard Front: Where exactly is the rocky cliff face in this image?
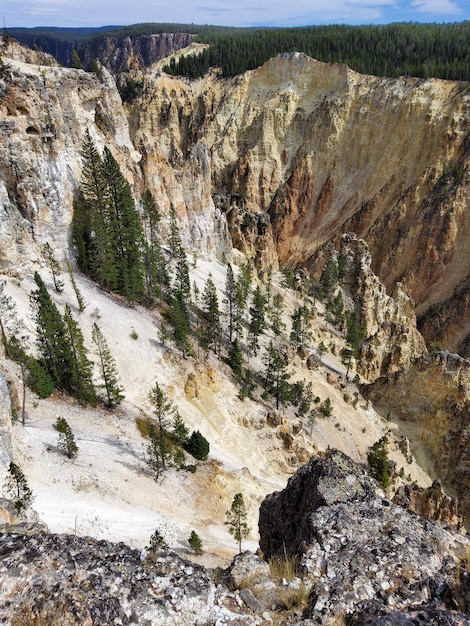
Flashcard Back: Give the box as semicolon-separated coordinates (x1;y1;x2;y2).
365;350;470;527
79;32;195;73
336;233;428;381
130;52;470;351
0;39;229;272
259;449;470;624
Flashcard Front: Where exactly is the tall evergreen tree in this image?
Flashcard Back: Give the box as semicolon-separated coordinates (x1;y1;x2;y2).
270;292;286;337
141;190;160;243
0;280;25;358
73;130;116;289
31;272;72;390
142;239;170;305
148;382;175;476
169;204;183;256
290;303;312;347
263;341;291;410
63;304;97;404
31;274;96;403
225;492;250;554
102;146;145;302
200;274;221;355
234;262;252;338
224;264;236;343
228;338;243;380
170;295;191;357
41;242;64;293
248;285;267;356
92;322;124;408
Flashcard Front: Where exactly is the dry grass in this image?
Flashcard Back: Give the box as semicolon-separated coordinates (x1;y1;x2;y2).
269;554;301;582
135;415;153;438
278;581;311;611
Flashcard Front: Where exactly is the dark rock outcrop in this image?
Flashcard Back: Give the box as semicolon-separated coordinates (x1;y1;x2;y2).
0;532;265;625
259;449;470;624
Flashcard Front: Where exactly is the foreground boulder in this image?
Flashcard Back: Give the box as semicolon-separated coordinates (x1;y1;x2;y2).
0;532;265;625
259;449;470;624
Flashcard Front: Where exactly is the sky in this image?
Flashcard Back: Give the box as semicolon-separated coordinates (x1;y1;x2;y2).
3;0;469;29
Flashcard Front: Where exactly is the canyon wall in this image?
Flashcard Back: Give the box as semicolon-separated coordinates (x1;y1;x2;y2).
364;350;470;526
0;38;229;273
130;52;470;353
79;32;196;73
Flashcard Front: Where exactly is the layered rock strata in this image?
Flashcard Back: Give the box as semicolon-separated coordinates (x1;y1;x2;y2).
365;350;470;528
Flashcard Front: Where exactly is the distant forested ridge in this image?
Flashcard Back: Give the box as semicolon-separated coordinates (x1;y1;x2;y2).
8;21;470;81
165;22;470;81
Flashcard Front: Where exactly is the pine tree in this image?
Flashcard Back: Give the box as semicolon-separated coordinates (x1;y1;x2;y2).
147;422;167;480
263;341;291;410
319;256;339;297
169;204;182;256
368;435;390;489
148;382;175;475
141;190;160;243
172;410;189;446
5;461;34;514
66;259;86;312
170;295;191;357
200;274;221;355
55;417;79;459
290;303;312;347
270;292;286;337
248;285;267;356
173;245;191;305
41;242;64;293
74;130;116;289
63;304;96;405
228;338;243;379
92;322;124;408
102;146;145;302
233;262;252;337
31;272;72;390
225;492;250;554
224;264;236;342
143;239;170;305
186;430;210;460
0;280;25;358
188;530;203;555
71;49;83;69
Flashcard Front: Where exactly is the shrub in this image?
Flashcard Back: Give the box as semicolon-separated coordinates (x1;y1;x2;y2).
185;430;210;460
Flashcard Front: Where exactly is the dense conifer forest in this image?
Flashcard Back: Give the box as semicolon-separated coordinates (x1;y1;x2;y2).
9;21;470;81
164;22;470;80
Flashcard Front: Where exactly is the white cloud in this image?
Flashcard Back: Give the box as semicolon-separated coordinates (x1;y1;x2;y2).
410;0;462;14
2;0;467;28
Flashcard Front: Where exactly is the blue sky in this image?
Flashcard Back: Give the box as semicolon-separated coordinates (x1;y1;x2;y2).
5;0;468;29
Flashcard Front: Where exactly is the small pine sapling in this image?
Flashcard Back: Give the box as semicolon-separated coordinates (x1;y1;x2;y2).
188;530;203;555
148;529;166;551
225;492;250;554
6;461;34;514
55;417;78;459
66;259;86;312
